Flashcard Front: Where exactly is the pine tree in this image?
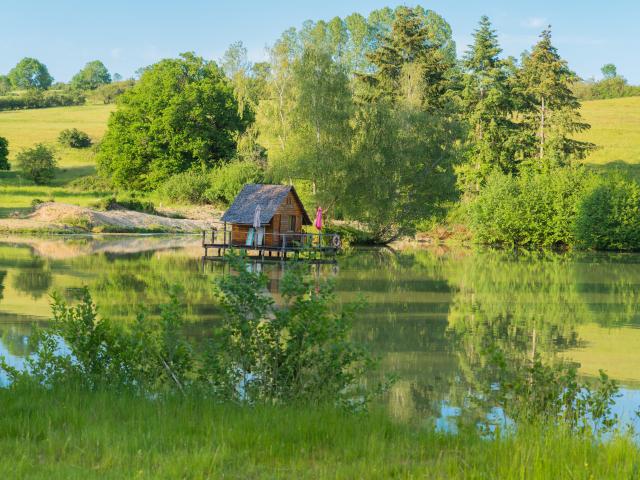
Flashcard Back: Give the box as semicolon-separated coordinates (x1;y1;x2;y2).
457;16;520;193
361;6;456;110
517;29;594;166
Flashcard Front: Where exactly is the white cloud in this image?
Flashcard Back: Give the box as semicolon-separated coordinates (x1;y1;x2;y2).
521;17;548;29
110;48;122;59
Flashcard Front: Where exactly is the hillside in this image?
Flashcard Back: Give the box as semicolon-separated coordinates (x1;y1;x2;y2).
0;104;114;216
577;96;640;169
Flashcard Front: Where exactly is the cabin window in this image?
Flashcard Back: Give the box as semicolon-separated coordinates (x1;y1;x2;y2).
289;215;296;231
286;196;292;205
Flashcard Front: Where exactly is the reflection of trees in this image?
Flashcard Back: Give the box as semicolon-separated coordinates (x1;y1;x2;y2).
0;270;6;301
11;258;52;299
0;324;36;358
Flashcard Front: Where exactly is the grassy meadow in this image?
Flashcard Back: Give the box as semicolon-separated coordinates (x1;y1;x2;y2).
1;387;638;479
577;96;640;181
0;104;114;216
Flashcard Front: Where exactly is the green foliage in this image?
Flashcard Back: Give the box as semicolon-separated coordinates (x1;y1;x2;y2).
0;136;9;171
92;194;156;214
1;256;377;407
469;166;594;248
457;16;521;193
15;144;58;185
601;64;617;79
0;89;85;111
156;169;211;204
70;60;111;90
8;57;53;90
92;79;135;104
204;254;377;405
58;128;91;148
575;176;640;251
0;75;10;95
97;52;247;191
517;29;594;165
68;174;114;192
204;160;264;205
478;347;620;434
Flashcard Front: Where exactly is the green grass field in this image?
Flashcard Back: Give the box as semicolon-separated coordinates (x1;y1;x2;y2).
0;104;114;216
578;96;640;165
1;387;638;479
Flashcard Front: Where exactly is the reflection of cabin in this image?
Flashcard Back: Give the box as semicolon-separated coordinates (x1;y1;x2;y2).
202;183;340;261
221;184;312;247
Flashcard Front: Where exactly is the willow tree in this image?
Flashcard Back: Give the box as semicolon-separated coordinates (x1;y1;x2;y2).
258;30;352;210
517;29;594;166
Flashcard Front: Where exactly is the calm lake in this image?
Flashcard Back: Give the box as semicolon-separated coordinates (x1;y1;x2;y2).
2;234;640;427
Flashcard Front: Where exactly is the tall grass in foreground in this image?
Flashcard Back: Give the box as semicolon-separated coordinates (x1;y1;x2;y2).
1;386;638;479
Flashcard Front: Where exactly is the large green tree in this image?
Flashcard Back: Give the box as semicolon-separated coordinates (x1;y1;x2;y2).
8;57;53;90
344;6;460;240
517;29;593;166
457;16;520;193
97;53;247;190
71;60;111;90
360;6;456;110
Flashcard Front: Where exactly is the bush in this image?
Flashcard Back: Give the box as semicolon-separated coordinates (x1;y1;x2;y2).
92;195;156;214
575;177;640;251
91;79;135;104
68;174;114;192
0;89;85;111
0;136;9;170
1;256;380;408
15;144;57;185
156;170;210;204
205;160;264;205
58;128;92;148
469;166;594;248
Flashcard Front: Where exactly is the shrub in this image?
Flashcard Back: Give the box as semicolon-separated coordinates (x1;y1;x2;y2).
68;174;114;192
92;79;135;104
0;89;85;111
156;170;210;204
1;256;380;408
575;177;640;251
205;160;264;205
469;166;594;248
15;144;57;185
58;128;92;148
0;136;9;170
92;195;156;214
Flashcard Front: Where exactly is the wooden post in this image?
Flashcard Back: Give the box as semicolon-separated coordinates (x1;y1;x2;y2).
201;230;205;246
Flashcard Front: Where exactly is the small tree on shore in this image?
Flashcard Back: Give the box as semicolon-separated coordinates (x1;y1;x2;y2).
16;144;57;185
0;137;9;171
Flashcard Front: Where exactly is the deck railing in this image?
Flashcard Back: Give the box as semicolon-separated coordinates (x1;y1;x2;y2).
202;227;341;252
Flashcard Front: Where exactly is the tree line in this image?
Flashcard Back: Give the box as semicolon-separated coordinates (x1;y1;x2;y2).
96;6;600;242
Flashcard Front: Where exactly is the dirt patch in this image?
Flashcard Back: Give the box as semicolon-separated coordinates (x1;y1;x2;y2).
0;202;217;234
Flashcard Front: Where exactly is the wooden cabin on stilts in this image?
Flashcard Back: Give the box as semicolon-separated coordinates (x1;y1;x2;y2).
202;184;340;262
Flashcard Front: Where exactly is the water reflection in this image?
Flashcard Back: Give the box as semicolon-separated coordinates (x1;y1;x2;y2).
0;236;639;427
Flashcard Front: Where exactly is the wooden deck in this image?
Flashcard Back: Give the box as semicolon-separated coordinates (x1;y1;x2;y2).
201;226;340;262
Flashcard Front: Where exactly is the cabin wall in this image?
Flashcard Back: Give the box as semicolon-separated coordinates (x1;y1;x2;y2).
231;220;278;247
275;191;305;234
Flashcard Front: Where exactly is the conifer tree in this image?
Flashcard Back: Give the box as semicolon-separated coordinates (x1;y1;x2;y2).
517;29;593;166
457;16;520;193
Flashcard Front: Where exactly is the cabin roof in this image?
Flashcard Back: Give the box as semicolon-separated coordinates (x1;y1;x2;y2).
221;184;312;226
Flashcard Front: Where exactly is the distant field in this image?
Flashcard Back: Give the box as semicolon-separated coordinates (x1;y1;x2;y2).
577;96;640;170
0;104;114;216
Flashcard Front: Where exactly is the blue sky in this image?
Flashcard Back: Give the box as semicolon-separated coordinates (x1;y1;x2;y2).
1;0;639;83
